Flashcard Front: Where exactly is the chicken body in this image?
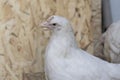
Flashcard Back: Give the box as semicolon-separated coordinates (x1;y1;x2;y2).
104;21;120;63
41;16;120;80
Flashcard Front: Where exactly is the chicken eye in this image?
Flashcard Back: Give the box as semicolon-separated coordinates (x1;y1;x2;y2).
52;23;57;26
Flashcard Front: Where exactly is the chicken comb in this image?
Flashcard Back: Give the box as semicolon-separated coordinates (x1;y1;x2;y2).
47;16;54;22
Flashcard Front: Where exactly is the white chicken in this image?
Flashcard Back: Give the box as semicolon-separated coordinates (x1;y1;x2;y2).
41;15;120;80
103;21;120;63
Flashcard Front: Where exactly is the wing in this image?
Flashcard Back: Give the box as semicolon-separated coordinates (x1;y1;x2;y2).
64;48;111;80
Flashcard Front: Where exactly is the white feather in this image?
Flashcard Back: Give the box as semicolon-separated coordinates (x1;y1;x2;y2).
104;21;120;63
43;16;120;80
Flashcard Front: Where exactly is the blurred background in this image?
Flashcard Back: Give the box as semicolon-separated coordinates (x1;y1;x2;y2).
0;0;119;80
102;0;120;32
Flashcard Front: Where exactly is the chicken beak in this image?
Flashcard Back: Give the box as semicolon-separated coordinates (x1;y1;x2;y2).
40;21;50;30
41;21;48;26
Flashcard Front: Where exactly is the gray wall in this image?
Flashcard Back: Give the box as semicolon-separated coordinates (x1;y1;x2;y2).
102;0;120;31
110;0;120;22
102;0;112;31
